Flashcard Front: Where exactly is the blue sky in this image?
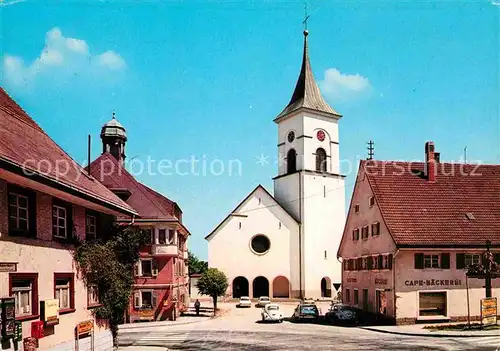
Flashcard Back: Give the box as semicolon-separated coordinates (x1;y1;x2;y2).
2;0;499;259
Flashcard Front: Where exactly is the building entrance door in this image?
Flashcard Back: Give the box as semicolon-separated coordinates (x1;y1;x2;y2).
363;289;369;311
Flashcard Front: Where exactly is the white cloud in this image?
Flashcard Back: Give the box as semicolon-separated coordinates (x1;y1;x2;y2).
98;51;126;70
319;68;372;102
3;27;125;87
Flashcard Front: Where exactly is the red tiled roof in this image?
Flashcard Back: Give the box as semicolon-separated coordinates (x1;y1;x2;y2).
363;160;500;246
88;152;178;221
0;88;137;215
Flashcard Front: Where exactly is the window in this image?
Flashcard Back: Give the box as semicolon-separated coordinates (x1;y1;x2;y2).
315;148;327;172
287;149;297;174
168;229;176;244
88;284;100;307
158;229;167;244
8;193;29;233
369;196;375;207
141;260;153;277
251;235;271;254
415;253;448;269
367;256;373;270
352;229;360;241
85;213;97;240
465;254;480;267
52;201;72;239
134;290;157;310
345;288;350;303
377;255;383;270
10;273;38;320
362;257;368;270
419;292;446;317
371;222;380;236
424;254;439;268
355;204;360;214
354;289;359;305
343;260;348;271
144;228;153;245
324;250;327;259
383;256;389;269
54;273;74;313
362;226;369;240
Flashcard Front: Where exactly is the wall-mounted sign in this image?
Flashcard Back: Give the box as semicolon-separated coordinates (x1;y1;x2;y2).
375;278;388;285
481;297;497;327
40;299;59;326
138;309;154;319
404;279;462;287
0;263;17;273
346;278;357;283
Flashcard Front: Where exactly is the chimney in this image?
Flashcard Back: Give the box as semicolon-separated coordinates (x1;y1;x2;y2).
425;141;437;182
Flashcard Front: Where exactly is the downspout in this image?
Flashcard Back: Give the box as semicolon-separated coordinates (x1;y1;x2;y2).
299;172;303;299
392;248;400;324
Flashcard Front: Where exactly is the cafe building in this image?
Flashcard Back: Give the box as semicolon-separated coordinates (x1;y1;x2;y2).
338;142;500;324
0;88;138;349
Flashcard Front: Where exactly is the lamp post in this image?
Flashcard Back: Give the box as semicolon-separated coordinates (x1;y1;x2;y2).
484;240;492;298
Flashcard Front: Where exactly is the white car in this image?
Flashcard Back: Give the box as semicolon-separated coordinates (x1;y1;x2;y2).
257;296;271;307
238;296;251;308
261;303;283;323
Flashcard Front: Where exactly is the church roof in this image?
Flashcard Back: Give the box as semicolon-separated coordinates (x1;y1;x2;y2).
275;30;341;121
205;184;299;241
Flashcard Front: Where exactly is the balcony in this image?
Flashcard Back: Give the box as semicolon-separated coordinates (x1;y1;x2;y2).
151;244;178;256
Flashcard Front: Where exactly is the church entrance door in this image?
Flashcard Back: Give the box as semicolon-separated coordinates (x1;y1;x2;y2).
321;277;332;298
253;276;269;298
232;276;249;298
272;276;290;298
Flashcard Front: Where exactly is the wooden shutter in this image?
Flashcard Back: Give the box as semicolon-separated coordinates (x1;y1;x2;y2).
367;256;373;270
388;254;393;270
441;253;450;269
414;253;424;269
456;253;466;269
378;255;383;269
152;292;158;309
357;258;362;270
134;292;141;308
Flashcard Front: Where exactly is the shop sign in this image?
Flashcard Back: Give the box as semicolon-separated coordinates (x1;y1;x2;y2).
480;297;497;327
138;309;154;319
375;278;388;285
404;279;461;287
346;278;357;283
41;299;59;326
76;320;93;336
0;263;17;273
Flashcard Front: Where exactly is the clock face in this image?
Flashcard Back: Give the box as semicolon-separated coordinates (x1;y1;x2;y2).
287;131;295;143
317;130;326;142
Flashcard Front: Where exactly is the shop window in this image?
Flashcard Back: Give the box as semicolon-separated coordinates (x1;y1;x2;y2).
419;292;446;317
465;254;481;267
10;273;38;320
87;284;100;308
54;273;74;313
8;185;36;237
85;212;97;241
354;289;359;305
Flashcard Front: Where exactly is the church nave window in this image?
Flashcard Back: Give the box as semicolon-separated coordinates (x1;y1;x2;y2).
315;148;327;172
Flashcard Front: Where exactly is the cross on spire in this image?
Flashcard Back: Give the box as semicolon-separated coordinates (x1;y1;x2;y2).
303;3;310;32
367;140;375;160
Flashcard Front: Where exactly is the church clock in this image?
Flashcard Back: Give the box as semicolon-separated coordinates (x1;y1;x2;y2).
317;130;325;142
287;131;295;143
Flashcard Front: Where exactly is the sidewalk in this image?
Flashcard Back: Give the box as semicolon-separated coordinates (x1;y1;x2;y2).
118;315;211;332
361;324;500;338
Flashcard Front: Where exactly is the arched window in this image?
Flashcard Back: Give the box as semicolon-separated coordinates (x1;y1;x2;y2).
316;148;327;172
287;149;296;174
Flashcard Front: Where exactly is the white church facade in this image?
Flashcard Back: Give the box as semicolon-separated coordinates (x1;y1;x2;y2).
206;29;345;300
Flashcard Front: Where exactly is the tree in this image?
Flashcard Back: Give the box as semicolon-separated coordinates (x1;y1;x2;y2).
74;225;149;345
196;268;228;312
187;251;208;276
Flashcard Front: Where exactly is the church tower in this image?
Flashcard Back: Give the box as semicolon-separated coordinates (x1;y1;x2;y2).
101;112;127;165
273;29;345;298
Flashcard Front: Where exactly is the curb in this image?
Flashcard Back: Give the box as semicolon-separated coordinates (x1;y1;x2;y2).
361;326;500;338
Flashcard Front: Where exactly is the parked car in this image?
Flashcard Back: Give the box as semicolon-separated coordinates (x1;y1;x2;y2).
238;296;252;308
302;297;315;304
257;296;271;307
261;303;283;323
291;303;320;323
325;304;359;326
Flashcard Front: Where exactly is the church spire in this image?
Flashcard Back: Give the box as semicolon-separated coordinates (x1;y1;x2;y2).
275;29;341;122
